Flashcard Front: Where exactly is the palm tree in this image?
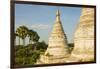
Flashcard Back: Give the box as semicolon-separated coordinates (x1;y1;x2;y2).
27;29;40;50
19;26;28;46
32;32;40;43
14;33;18;46
27;30;35;44
16;28;21;45
31;32;40;50
28;30;40;44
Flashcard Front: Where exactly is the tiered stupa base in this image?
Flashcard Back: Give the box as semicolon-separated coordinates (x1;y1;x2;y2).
37;54;70;64
36;53;94;64
72;50;94;62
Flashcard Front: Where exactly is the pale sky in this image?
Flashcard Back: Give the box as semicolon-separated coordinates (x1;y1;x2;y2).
15;3;82;45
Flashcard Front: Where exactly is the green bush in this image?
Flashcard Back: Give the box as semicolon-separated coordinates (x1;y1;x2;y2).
68;43;74;53
14;41;48;66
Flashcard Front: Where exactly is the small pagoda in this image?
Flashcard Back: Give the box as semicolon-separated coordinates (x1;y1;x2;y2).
37;10;70;64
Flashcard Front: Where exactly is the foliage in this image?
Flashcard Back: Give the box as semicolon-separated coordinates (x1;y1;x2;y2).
15;25;40;46
14;42;48;66
35;41;48;51
68;43;74;53
14;25;47;66
28;30;40;44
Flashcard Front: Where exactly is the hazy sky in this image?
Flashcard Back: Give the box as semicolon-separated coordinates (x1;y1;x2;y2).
15;3;82;45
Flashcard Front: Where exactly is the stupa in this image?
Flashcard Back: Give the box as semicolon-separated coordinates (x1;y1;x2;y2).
72;8;95;61
37;10;70;64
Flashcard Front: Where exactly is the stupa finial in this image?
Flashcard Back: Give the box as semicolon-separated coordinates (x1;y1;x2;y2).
56;9;61;22
56;9;60;16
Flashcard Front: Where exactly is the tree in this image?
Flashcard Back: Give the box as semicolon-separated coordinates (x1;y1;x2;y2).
28;30;40;44
27;29;40;50
19;26;28;46
16;28;21;45
14;33;18;45
31;32;40;50
36;41;48;51
15;25;43;65
28;30;36;44
33;32;40;42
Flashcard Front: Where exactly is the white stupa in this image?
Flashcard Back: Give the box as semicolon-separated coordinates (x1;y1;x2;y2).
37;10;70;64
72;8;95;61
